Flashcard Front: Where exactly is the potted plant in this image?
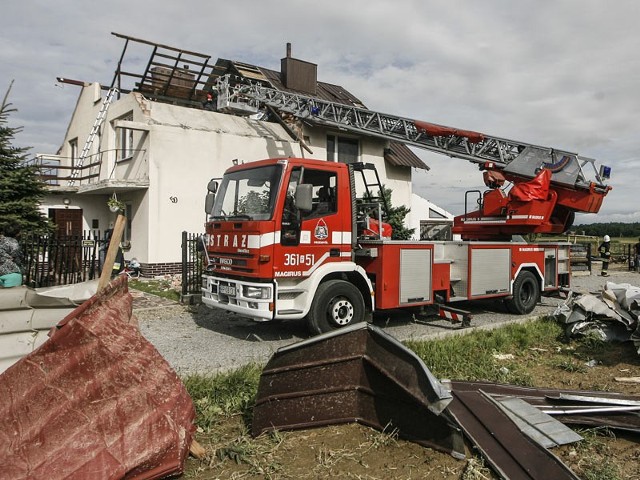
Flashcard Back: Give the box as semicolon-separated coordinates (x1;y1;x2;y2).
107;194;125;213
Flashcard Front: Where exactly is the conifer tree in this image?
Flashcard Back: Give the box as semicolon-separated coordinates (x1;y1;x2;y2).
365;185;415;240
379;186;415;240
0;83;51;234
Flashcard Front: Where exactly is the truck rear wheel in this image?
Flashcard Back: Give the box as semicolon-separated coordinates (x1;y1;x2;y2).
307;280;365;335
504;271;540;314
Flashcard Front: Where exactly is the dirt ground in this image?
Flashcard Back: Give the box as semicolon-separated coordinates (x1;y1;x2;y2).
183;338;640;479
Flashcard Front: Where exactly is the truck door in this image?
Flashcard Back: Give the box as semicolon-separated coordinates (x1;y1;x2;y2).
277;166;349;277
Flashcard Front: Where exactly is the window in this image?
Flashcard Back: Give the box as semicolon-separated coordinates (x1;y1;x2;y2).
327;135;359;163
303;170;337;219
69;138;78;167
281;168;337;246
124;203;132;242
116;113;134;160
212;165;281;221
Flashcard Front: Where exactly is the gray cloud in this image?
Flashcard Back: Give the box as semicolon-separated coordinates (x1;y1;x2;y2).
2;0;637;223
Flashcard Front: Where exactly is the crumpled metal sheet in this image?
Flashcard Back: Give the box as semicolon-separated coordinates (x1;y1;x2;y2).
252;323;465;458
451;380;640;434
0;275;195;480
0;280;99;374
447;389;580;480
553;282;640;349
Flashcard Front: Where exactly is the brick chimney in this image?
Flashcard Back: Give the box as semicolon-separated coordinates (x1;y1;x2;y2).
280;43;317;95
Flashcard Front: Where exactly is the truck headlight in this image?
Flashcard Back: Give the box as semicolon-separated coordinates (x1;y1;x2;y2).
243;286;271;299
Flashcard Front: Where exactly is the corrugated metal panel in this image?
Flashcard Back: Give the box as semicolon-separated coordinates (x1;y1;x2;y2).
252;323;465;458
447;390;581;480
471;248;511;297
492;396;583;448
400;249;432;303
0;280;98;374
451;380;640;434
0;276;195;480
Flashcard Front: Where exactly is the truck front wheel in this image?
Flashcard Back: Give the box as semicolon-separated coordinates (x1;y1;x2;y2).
307;280;365;335
504;271;540;314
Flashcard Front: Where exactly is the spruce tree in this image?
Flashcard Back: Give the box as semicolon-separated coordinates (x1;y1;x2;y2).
365;185;415;240
379;186;415;240
0;83;51;234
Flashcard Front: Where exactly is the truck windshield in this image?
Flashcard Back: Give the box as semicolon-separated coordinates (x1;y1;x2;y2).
211;165;282;220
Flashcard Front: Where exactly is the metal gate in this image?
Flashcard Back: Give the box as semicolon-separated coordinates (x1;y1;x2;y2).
20;232;104;288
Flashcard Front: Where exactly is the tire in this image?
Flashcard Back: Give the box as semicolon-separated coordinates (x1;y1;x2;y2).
307;280;365;335
504;271;540;315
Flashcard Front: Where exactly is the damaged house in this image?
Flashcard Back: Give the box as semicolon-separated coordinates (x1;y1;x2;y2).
34;33;450;276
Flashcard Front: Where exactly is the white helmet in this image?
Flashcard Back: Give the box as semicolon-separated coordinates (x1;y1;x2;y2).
604;235;610;242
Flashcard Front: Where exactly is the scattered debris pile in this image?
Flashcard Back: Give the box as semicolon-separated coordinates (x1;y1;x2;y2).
448;381;640;479
0;275;196;480
253;323;640;480
553;281;640;354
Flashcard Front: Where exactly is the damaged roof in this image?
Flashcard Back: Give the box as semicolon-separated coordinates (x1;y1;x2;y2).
109;33;427;170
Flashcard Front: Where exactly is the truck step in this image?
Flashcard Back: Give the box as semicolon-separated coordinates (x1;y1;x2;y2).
449;296;468;302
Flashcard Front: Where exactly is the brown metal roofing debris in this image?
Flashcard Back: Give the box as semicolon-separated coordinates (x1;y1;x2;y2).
446;389;580;480
0;275;196;480
252;323;466;458
554;281;640;353
451;380;640;435
253;326;640;480
448;381;640;479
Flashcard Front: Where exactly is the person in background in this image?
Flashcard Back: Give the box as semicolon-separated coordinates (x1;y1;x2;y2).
634;237;640;273
0;224;23;288
202;91;217;111
598;234;611;277
99;228;125;278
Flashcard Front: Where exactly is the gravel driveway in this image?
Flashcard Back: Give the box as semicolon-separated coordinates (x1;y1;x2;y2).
137;269;640;376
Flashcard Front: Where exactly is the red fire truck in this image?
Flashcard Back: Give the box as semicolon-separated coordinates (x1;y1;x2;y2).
200;76;611;334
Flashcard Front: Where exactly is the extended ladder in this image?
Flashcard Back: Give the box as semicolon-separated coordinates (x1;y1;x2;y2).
216;75;610;193
68;87;118;186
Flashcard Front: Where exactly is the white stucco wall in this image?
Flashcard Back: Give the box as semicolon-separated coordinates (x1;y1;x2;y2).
408;193;455;240
144;104;301;262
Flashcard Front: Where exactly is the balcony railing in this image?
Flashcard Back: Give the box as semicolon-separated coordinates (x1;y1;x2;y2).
31;150;146;187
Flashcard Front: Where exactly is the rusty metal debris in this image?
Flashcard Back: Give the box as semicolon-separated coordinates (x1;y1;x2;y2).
451;380;640;434
447;389;580;480
0;275;196;480
252;323;465;458
253;326;640;479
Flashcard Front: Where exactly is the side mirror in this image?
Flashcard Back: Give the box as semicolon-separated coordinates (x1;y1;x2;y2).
205;193;215;214
207;179;219;194
295;184;313;212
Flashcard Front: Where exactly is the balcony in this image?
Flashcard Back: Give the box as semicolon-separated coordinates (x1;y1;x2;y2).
32;150;149;195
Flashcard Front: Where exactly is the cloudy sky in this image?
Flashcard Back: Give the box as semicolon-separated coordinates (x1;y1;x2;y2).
2;0;639;224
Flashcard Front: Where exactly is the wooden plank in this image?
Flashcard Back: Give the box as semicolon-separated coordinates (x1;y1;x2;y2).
97;215;126;292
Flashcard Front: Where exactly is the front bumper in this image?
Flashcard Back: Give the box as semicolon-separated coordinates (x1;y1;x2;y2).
201;275;274;321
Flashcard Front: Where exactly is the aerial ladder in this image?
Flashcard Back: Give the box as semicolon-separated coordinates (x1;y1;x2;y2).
214;75;612;239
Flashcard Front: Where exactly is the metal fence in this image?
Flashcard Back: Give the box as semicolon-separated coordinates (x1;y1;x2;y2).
19;232;106;288
181;231;204;297
18;230;204;296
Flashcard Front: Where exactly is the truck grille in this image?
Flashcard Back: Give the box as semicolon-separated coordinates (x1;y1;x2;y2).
208;251;254;275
